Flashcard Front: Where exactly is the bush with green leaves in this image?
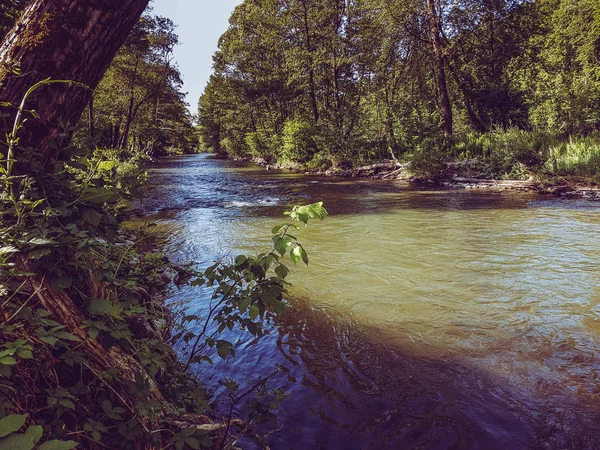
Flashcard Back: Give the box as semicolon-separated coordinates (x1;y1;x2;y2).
0;414;77;450
244;129;282;163
545;137;600;179
280;118;318;164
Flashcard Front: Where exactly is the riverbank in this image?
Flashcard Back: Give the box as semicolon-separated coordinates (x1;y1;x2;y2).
238;156;600;200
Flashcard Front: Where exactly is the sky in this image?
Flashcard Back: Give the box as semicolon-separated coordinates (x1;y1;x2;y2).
152;0;242;113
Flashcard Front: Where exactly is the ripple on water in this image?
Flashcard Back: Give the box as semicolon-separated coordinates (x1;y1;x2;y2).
138;155;600;449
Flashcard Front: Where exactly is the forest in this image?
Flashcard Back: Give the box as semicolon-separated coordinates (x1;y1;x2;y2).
199;0;600;180
1;0;600;449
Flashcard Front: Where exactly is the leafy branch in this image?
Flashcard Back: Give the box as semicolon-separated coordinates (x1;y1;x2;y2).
182;202;328;371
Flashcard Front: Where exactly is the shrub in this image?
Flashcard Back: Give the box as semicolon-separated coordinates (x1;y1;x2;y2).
245;129;282;163
452;128;555;178
409;139;449;178
280;118;318;164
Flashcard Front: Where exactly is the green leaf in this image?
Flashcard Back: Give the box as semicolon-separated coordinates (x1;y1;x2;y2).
216;341;234;360
28;238;57;246
58;400;75;410
0;349;16;358
271;225;284;234
87;299;114;316
249;305;259;321
28;249;51;260
51;276;72;291
0;414;27;437
16;349;33;360
0;433;35;450
97;161;116;172
0;246;19;255
275;264;289;279
0;356;18;366
290;246;302;264
39;337;57;346
234;255;247;266
301;248;309;265
81;208;102;227
54;332;80;342
37;440;79;450
82;187;118;204
24;425;42;445
297;211;310;224
185;437;201;449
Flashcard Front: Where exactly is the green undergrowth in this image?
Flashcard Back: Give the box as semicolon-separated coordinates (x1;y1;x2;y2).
214;121;600;183
0;81;328;448
408;129;600;182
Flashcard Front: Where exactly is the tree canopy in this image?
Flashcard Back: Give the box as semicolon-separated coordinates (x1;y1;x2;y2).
198;0;600;168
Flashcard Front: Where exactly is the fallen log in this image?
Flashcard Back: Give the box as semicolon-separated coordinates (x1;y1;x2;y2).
354;161;402;173
451;177;537;187
381;168;405;179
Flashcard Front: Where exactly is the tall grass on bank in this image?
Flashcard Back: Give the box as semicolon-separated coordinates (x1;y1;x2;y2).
451;128;600;179
546;138;600;178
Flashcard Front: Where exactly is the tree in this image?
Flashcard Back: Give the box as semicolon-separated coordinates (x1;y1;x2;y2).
82;14;195;156
0;0;150;160
426;0;453;138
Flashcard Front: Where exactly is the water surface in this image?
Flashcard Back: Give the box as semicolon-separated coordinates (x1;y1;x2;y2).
137;155;600;449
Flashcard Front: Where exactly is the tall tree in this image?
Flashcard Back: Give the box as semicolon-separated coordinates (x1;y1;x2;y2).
0;0;150;159
426;0;453;138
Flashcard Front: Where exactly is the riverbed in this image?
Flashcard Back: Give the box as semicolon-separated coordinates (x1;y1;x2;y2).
137;154;600;450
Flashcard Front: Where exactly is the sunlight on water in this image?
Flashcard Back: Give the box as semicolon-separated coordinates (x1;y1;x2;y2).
138;155;600;449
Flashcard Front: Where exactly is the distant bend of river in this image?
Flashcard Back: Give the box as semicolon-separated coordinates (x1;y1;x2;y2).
137;154;600;450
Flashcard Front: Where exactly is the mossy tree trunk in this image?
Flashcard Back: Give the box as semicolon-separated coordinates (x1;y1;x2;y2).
0;0;150;160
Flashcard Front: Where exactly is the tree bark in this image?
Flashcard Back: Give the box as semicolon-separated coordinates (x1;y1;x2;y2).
301;1;319;123
426;0;453;138
0;0;150;161
88;95;95;140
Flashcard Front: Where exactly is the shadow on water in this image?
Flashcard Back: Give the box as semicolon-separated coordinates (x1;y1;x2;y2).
137;155;600;449
220;293;600;450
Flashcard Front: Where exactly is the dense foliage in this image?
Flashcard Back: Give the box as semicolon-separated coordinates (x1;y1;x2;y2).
73;15;197;157
0;4;329;448
198;0;600;178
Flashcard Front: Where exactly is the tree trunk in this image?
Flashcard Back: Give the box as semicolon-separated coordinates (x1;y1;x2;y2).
426;0;453;138
0;0;150;161
301;1;319;123
88;95;95;140
385;86;400;160
119;95;135;149
447;63;488;132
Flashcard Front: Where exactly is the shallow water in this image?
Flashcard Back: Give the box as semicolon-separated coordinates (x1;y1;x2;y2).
137;155;600;449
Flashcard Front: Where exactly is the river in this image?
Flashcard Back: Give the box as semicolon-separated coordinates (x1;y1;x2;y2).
137;154;600;450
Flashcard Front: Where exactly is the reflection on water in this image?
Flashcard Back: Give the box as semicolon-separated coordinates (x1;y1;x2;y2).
137;155;600;449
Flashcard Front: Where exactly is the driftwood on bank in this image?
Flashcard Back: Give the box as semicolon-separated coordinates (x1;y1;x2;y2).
450;177;537;187
353;161;402;173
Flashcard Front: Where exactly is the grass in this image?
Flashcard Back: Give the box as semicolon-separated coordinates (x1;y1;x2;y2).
546;138;600;178
450;128;600;181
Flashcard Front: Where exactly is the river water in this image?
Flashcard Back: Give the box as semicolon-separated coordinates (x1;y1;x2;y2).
137;154;600;449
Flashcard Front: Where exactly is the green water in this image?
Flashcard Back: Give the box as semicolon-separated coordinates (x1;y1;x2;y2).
140;155;600;449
